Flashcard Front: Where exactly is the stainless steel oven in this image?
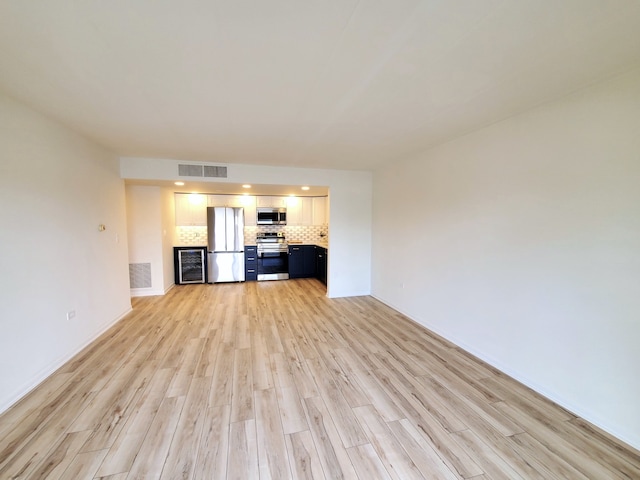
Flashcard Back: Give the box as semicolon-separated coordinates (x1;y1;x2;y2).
256;232;289;280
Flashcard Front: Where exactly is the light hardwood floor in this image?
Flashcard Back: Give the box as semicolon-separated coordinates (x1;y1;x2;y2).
1;279;638;479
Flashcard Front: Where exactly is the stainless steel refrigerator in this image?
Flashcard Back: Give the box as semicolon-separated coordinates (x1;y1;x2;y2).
207;207;245;283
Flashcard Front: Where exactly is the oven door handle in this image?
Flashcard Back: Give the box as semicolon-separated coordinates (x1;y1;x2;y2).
258;251;284;258
258;249;288;256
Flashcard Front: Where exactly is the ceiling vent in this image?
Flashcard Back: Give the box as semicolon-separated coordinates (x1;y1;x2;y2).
178;164;228;178
204;165;228;178
178;164;203;177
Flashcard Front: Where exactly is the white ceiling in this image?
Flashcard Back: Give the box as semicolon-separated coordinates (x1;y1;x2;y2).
1;1;640;172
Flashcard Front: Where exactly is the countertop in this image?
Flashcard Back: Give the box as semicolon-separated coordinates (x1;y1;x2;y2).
245;242;328;248
173;243;329;250
287;241;328;248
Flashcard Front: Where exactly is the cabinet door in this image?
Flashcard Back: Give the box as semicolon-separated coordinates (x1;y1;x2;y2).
227;195;246;208
257;196;286;207
256;196;271;207
315;246;327;285
283;197;313;226
208;194;243;207
238;195;257;226
300;197;313;226
208;195;256;226
312;197;327;225
302;245;317;277
285;196;302;225
288;246;304;278
175;193;207;226
208;194;236;207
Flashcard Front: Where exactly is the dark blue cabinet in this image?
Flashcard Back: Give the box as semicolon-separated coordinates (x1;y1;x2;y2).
315;246;327;285
245;245;257;281
289;245;317;279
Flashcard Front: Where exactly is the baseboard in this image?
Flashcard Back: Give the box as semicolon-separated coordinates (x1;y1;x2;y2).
130;283;175;297
130;287;166;297
370;293;640;452
328;287;371;299
0;306;132;415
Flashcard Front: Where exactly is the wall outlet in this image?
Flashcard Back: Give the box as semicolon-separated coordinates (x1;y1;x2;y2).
67;310;76;321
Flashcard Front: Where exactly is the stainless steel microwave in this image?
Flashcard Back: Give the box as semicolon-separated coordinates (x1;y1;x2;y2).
257;207;287;225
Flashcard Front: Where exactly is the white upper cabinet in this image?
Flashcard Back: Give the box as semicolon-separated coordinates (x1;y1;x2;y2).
240;196;257;226
208;194;240;207
301;197;314;225
207;194;256;226
256;196;287;207
175;193;322;228
174;193;207;226
312;197;327;225
285;196;303;225
285;196;326;226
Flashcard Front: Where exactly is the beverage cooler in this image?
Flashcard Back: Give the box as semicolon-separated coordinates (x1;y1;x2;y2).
174;247;207;284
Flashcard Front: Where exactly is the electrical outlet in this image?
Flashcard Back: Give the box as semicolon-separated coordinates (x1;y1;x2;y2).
67;310;76;320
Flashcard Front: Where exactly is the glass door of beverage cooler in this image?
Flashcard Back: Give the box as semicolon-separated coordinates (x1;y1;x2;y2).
177;248;206;284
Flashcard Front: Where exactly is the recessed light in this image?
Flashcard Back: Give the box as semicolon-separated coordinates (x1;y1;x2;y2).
242;184;251;188
174;181;185;186
301;186;310;191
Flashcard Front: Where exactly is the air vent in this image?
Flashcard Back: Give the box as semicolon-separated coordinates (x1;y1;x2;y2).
178;164;204;177
177;164;228;178
129;263;152;288
204;165;228;178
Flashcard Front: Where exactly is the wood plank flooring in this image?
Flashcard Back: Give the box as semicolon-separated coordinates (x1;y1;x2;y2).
1;279;639;479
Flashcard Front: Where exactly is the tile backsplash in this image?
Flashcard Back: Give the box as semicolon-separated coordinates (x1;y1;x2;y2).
176;224;328;246
175;226;208;246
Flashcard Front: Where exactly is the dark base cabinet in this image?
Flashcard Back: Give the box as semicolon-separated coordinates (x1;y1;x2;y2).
174;247;207;284
289;245;326;285
245;245;257;281
288;245;316;279
315;246;327;285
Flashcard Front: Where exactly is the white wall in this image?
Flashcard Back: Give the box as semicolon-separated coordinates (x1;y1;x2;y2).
372;68;640;450
120;159;372;298
125;185;174;296
372;70;640;448
160;187;176;292
0;93;132;413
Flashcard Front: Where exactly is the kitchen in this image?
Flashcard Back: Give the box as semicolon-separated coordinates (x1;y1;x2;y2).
171;190;329;288
123;157;372;301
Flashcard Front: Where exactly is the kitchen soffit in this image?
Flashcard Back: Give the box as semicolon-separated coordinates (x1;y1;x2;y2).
124;179;328;197
1;1;640;171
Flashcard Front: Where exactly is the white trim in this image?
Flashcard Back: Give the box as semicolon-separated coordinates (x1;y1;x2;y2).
0;307;132;415
130;287;166;297
371;293;640;452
